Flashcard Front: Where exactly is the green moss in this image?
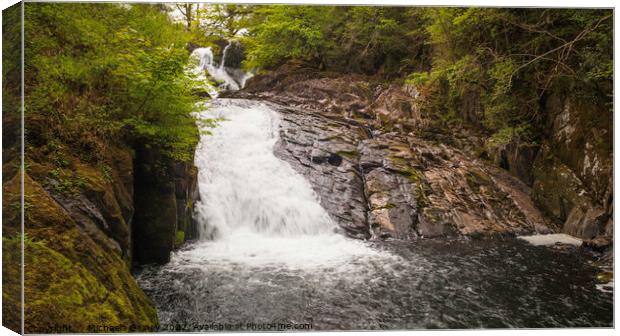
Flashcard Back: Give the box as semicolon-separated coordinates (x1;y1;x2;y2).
174;230;185;249
465;168;491;189
415;183;431;208
100;164;113;183
377;113;395;130
390;157;421;183
47;163;99;196
15;173;158;332
406;170;421;183
20;232;158;333
2;235;22;332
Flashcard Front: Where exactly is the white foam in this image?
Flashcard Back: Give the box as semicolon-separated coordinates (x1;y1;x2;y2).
170;231;392;269
518;233;583;246
596;280;614;293
189;45;253;97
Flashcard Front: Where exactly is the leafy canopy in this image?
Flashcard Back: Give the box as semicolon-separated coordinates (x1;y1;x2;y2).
25;3;201;162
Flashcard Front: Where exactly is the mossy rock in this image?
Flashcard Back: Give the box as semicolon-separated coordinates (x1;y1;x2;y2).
337;150;359;160
4;173;158;332
2;234;22;333
388;156;422;183
174;230;185;249
16;233;156;332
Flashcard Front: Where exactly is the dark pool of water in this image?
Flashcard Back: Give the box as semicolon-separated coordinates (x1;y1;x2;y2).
135;237;613;330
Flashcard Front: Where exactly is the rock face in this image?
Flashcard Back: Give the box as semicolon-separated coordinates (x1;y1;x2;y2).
3;132;199;331
272;104;370;238
237;64;612;245
133;146;200;264
174;162;200;240
531;94;613;241
242;74;554;239
4;142;160;332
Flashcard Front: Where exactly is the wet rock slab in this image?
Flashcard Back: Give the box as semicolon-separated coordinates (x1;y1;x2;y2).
264;100;553;240
271;103;370;239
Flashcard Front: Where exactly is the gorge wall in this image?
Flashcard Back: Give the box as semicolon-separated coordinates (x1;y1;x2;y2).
231;63;613;247
2;137;199;331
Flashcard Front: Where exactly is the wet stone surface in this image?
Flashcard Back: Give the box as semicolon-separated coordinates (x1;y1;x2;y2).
266;100;553;240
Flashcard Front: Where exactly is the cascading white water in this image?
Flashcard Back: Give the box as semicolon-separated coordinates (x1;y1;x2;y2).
184;99;387;267
181;42;388;268
190;42;253;96
188;48;219;98
219;42;231;71
194;100;334;238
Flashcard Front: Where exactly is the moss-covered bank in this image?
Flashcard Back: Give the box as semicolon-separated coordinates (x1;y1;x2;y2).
2;135;200;332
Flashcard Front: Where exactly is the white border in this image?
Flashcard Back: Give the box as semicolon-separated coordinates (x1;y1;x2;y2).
0;1;616;336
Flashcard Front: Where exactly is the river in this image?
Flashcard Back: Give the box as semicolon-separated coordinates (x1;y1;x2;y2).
134;46;613;331
135;98;612;330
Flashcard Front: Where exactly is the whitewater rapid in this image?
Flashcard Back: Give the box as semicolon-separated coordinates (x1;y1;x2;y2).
180;99;391;268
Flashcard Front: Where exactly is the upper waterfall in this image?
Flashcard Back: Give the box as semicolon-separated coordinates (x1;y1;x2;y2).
189;42;252;97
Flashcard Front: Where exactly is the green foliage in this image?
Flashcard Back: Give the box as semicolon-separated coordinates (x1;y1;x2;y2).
238;5;611;145
47;166;89;196
406;72;431;86
197;4;254;38
21;4;613;161
10;193;34;218
415;8;612;142
24;3;201;163
242;6;332;69
4;233;46;248
486;125;535;150
242;6;429;74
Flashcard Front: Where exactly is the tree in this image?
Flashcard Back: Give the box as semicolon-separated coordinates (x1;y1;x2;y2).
198;4;253;38
174;3;195;30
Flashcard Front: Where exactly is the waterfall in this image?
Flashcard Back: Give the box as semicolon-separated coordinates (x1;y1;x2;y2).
189;99;383;267
219;42;231;70
184;42;381;268
189;48;219;98
190;42;253;96
194;100;334;238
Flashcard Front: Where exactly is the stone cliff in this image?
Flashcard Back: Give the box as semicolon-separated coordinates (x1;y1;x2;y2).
2;135;199;331
230;62;612;247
